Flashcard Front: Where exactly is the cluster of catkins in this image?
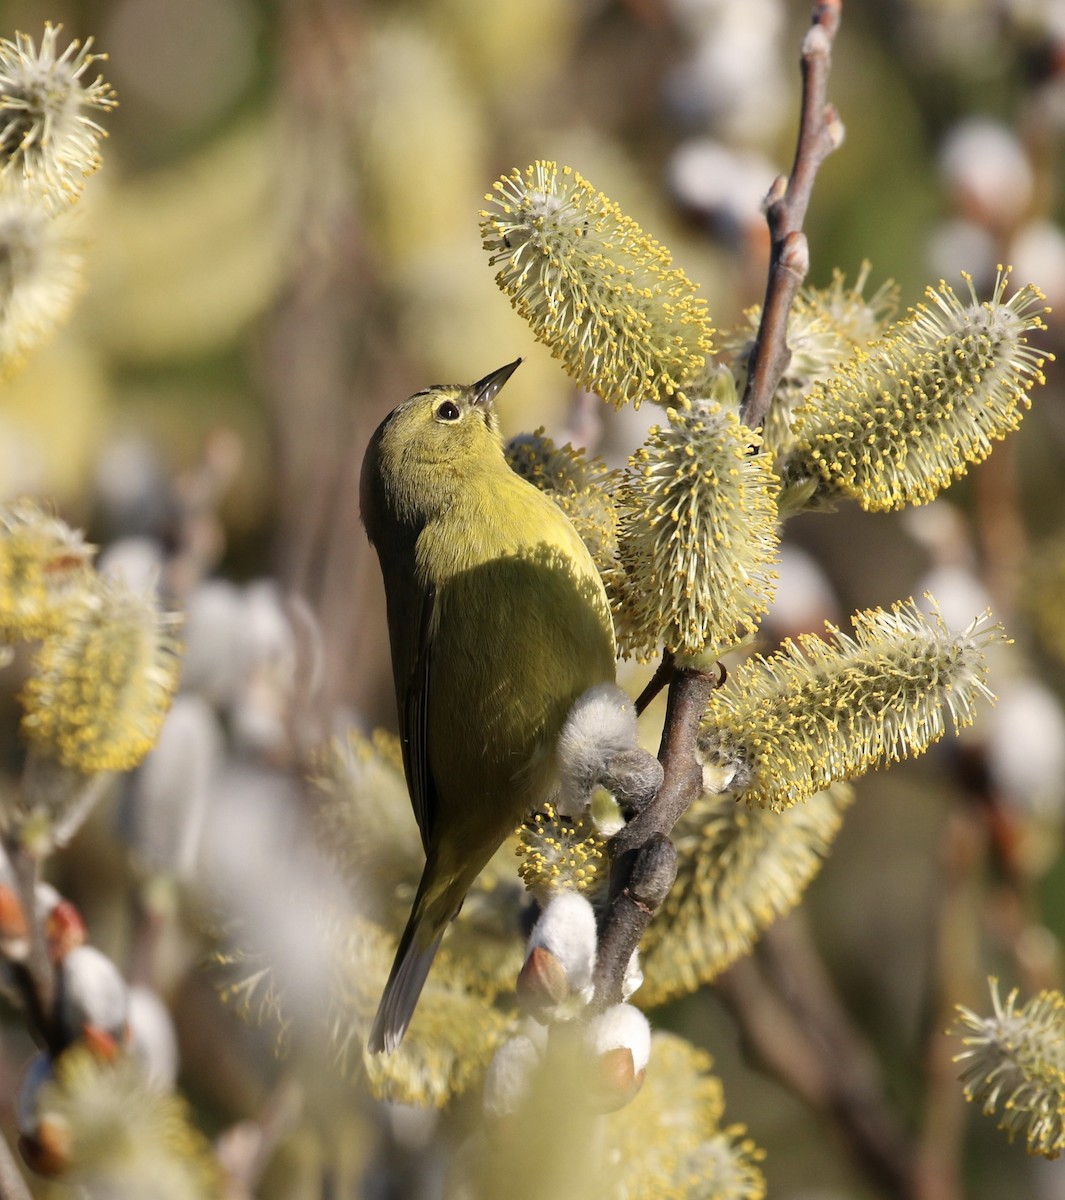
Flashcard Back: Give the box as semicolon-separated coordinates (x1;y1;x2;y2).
485;685;657;1119
0;843;220;1189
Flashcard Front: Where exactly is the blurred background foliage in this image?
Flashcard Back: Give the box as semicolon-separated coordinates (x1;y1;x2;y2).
2;0;1065;1197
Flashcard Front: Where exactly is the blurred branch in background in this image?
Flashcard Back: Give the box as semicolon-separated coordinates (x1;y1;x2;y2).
266;0;385;733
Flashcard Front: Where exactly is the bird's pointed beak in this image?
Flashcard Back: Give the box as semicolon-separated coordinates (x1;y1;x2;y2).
471;358;522;409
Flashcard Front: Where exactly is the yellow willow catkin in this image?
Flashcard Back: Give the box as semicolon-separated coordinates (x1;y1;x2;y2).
222;907;511;1108
0;498;94;637
0;193;83;374
723;263;898;460
952;979;1065;1158
38;1047;224;1197
0;22;116;207
481;161;714;408
505;430;620;575
700;598;1002;810
639;783;854;1005
515;801;606;901
785;270;1050;512
612;398;779;665
21;575;181;772
602;1034;766;1200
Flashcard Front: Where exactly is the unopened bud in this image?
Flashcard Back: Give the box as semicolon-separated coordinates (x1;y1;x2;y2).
57;945;129;1053
517;946;569;1016
518;892;597;1021
36;885;86;962
19;1116;72;1176
583;1004;651;1112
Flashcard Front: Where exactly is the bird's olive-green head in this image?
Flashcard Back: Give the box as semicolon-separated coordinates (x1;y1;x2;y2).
361;360;522;531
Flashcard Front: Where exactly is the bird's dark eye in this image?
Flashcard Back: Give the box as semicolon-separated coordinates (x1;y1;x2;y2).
436;400;461;422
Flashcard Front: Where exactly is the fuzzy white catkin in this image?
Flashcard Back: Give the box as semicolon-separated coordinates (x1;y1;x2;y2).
987;677;1065;821
178;579;246;704
938;117;1033;227
915;568;993;636
528;891;598;997
1011;219;1065;309
128;986;179;1092
58;945;129;1043
483;1035;541;1118
556;683;639;817
667;138;775;234
97;536;166;594
586;1004;652;1074
761;544;839;641
129;693;223;878
33;881;61;921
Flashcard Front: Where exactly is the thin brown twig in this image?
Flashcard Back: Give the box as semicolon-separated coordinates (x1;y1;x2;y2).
913;805;986;1200
633;651;674;716
716;945;916;1200
740;0;844;430
592;665;717;1010
759;917;917;1197
592;0;846;1018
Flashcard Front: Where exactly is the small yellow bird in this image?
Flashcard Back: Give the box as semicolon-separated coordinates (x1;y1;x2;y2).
360;360;616;1053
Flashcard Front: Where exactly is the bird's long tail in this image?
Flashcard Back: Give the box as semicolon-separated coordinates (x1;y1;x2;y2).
368;879;450;1055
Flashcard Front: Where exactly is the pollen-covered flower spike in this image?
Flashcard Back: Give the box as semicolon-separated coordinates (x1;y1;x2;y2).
700;598;1003;811
27;1046;225;1195
482;161;714;408
0;194;83;376
20;573;182;774
0;499;94;638
952;978;1065;1158
605;1033;766;1199
612;391;780;665
640;784;854;1005
0;23;117;207
783;270;1050;514
505;430;620;574
516;801;606;903
722;263;898;461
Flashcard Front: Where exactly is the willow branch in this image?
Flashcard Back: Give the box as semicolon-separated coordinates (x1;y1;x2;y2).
760;917;917;1197
592;665;717;1009
633;651;674;716
740;0;844;430
717;939;916;1200
593;0;845;1012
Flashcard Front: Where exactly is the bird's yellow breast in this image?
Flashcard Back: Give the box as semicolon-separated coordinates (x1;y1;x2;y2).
415;466;615;858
